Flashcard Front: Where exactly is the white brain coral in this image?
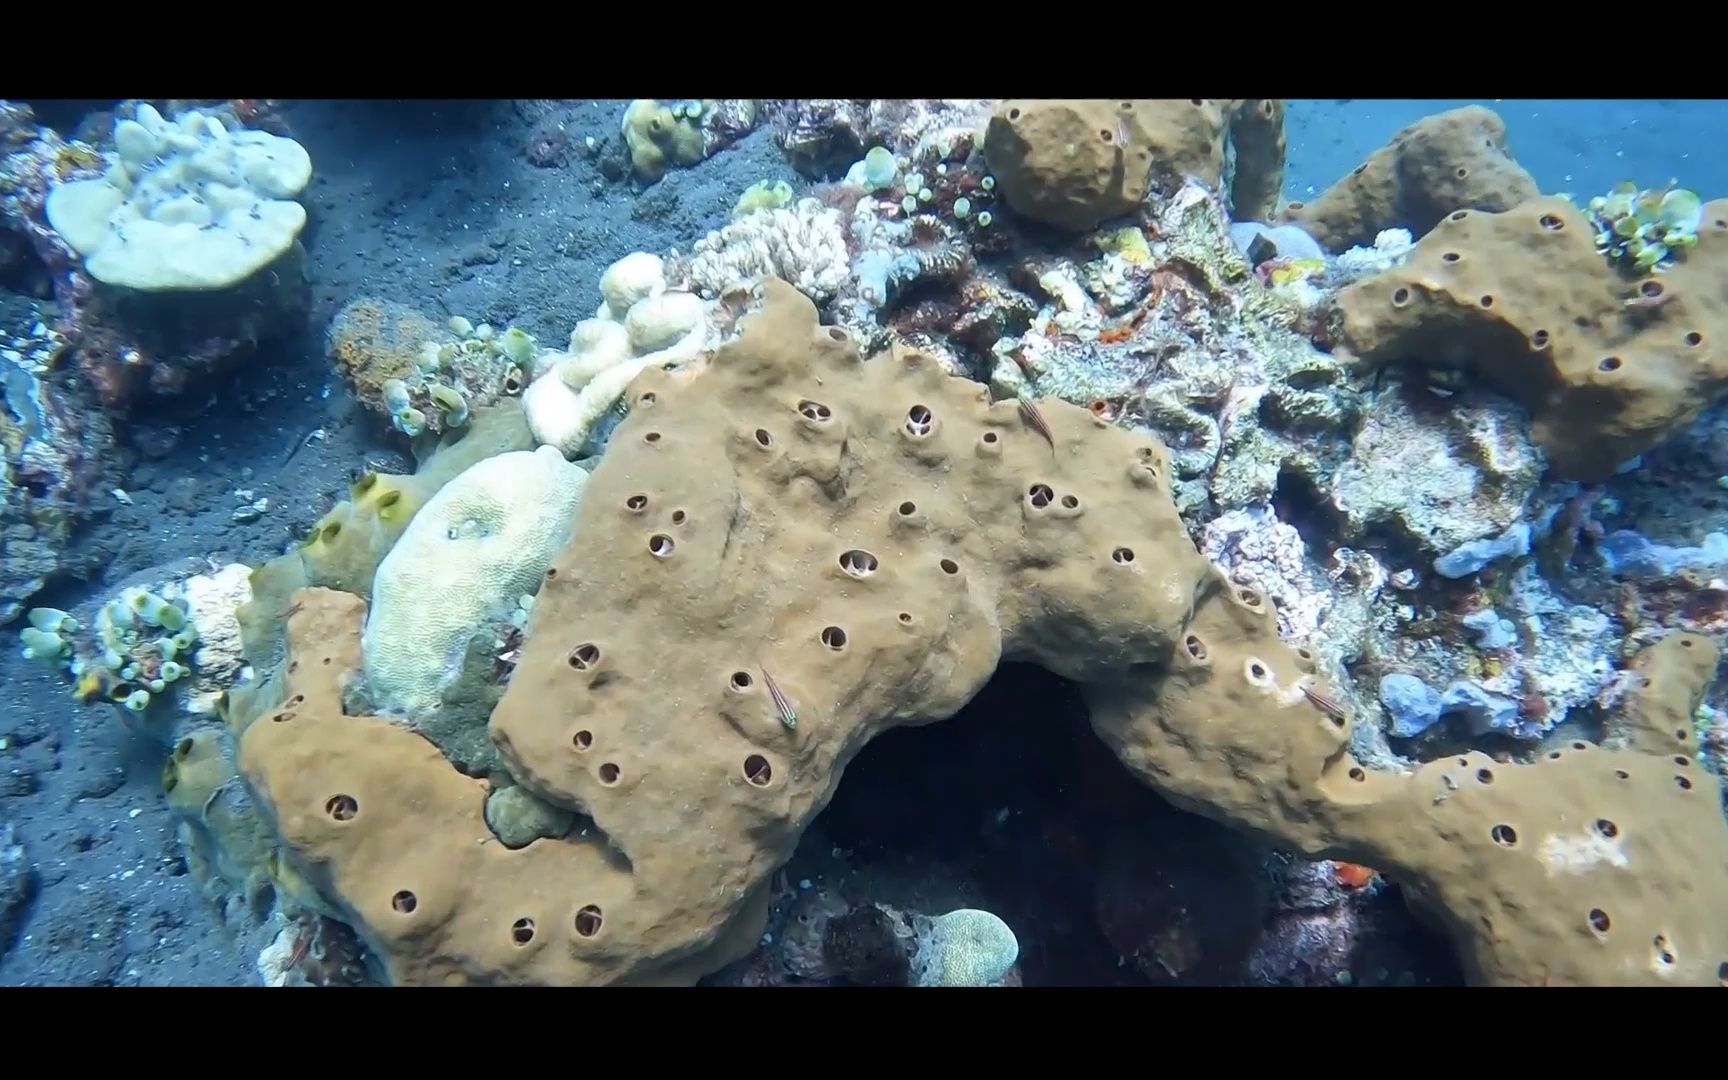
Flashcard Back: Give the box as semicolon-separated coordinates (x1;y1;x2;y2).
912;908;1019;987
361;445;588;717
677;197;851;303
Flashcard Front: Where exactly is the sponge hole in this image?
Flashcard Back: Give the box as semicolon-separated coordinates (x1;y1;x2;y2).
512;918;536;946
744;754;773;787
574;905;603;938
567;643;601;671
839;549;879;577
1653;934;1676;967
905;404;934;438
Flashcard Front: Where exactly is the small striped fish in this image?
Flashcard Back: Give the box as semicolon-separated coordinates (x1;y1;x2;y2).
762;668;798;731
1301;682;1349;724
1018;396;1056;454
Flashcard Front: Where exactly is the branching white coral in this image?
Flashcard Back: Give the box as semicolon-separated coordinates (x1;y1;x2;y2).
677;197;850;303
1335;229;1414;280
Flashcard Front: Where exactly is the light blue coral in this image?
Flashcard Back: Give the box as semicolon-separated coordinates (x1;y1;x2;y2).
911;908;1019;987
1378;673;1523;739
1597;529;1728;579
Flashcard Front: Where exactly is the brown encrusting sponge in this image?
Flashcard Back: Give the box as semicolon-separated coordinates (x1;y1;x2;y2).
237;279;1728;987
1332;195;1728;481
1283;105;1540;251
983;99;1281;232
1091;627;1728;987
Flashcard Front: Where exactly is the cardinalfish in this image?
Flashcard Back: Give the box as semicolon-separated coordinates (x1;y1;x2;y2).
762;667;798;731
1017;395;1056;455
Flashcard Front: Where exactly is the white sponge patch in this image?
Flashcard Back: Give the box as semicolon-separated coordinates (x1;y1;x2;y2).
44;103;312;291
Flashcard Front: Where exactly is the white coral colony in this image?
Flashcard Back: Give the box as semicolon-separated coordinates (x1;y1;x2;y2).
45;103;313;291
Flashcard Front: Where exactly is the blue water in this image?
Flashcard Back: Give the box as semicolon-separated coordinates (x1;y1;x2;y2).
1287;99;1728;203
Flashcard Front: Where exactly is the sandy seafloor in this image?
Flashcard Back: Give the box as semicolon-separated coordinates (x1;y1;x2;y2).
0;98;1721;986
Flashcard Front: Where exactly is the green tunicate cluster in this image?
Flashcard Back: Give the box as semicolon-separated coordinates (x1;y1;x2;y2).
94;586;200;712
859;149;999;233
389;316;535;438
1582;180;1703;273
18;587;200;712
18;607;78;664
732;179;793;219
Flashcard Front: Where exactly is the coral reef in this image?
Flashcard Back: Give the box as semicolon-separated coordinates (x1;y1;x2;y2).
763;100;990;180
13;98;1719;991
44;104;311;291
984;181;1359;520
4;101;310;412
230;279;1727;986
0;292;117;622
